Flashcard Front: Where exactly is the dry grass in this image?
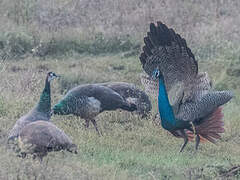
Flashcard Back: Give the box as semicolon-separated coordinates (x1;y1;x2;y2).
1;0;240;59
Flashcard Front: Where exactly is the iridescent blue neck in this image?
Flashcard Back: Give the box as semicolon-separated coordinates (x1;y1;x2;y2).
158;78;176;130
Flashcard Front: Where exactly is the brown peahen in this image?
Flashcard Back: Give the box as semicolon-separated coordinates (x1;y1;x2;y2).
140;21;233;152
18;120;77;161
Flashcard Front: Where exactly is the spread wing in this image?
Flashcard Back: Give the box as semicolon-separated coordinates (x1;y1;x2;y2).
139;22;233;122
139;21;198;94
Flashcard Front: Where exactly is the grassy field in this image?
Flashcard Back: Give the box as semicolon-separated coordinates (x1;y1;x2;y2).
0;54;239;179
1;0;240;179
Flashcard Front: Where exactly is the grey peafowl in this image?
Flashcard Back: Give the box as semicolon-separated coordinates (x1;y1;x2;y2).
52;83;147;135
18;120;77;161
139;21;233;152
96;82;152;117
8;72;59;142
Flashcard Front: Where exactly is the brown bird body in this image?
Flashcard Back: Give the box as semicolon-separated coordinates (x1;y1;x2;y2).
18;120;77;160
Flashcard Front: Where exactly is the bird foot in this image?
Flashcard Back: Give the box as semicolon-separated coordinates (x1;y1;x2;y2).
190;122;201;152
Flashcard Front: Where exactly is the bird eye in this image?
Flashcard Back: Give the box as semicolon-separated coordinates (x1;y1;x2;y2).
152;69;161;79
155;70;159;77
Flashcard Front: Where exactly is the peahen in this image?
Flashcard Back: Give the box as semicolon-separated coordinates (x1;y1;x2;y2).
139;21;233;152
52;82;150;135
96;82;152;117
8;72;59;142
18;120;77;160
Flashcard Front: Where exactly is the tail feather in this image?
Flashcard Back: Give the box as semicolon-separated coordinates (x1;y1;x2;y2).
170;130;206;142
201;135;217;144
173;107;225;144
195;107;224;144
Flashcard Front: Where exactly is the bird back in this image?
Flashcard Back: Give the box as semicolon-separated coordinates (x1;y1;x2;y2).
53;84;135;115
19;121;77;153
97;82;152;116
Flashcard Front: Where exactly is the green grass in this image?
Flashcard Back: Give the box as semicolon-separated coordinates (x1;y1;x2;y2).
0;54;239;179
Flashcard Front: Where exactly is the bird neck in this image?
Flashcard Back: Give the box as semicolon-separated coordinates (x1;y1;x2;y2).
158;78;176;130
52;94;75;115
36;77;51;114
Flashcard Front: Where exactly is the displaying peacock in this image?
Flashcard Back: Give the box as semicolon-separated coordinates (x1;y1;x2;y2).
140;21;233;152
52;83;144;135
18;120;77;160
8;72;59;142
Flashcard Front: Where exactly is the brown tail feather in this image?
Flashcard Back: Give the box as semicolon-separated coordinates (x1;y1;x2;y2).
171;107;224;144
170;130;207;142
195;107;224;144
201;135;217;144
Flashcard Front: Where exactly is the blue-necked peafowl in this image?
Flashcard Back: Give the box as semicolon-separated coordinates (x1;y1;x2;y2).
18;120;77;160
8;72;59;142
140;21;233;152
52;82;151;135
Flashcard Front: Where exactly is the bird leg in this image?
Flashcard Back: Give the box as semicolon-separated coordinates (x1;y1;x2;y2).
179;129;188;153
90;119;102;136
190;122;200;151
195;134;200;151
84;119;90;128
190;121;196;135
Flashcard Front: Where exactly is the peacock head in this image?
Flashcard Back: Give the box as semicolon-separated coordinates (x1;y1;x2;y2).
47;72;59;82
152;68;163;80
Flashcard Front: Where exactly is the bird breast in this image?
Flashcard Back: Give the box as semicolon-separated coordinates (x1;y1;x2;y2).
76;97;101;118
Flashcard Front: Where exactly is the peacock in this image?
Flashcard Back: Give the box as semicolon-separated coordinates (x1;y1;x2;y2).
139;21;233;152
18;120;77;160
8;72;59;142
52;82;151;135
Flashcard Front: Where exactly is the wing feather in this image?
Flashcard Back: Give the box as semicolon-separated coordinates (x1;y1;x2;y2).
140;21;198;93
140;21;233;123
140;73;158;98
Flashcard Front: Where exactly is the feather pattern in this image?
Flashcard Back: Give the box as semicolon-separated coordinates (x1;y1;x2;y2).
19;120;77;159
96;82;152;116
140;73;158;98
